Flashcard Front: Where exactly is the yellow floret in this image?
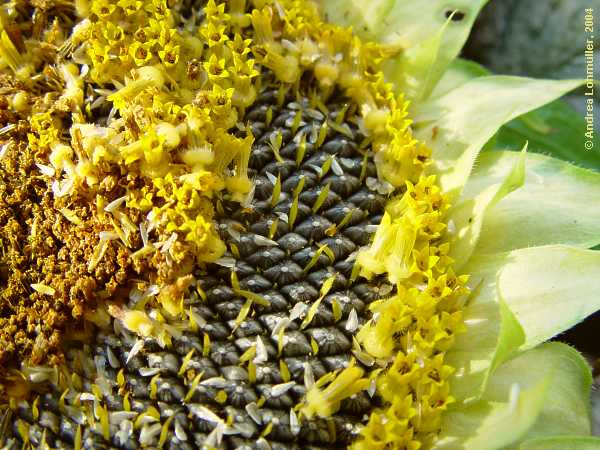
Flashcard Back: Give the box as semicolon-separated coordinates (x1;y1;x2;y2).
301;362;370;419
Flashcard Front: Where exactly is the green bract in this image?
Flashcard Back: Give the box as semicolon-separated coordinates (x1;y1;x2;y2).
322;0;600;447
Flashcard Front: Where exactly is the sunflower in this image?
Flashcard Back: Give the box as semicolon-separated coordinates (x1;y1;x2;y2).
0;0;599;449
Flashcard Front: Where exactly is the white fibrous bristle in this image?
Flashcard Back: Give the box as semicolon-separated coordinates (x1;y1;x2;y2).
30;283;55;296
245;402;262;425
0;124;16;135
142;284;160;298
275;212;289;223
292;130;305;144
215;257;236;268
109;412;137;427
265;171;277;185
115;420;134;445
345;308;359;332
98;231;119;241
139;222;149;247
78;393;96;401
254;336;268;364
36;163;55;177
52;178;74;197
226;225;241;241
331;157;344;176
205;422;225;447
138;367;162;377
189;405;223;424
200;377;228;389
289;302;308;321
104;195;127;212
0;142;10;159
174;420;188;441
139;423;162;447
303;362;315;388
189;308;207;328
252;235;278;247
271;381;296;397
106;346;120;369
88;239;109;272
271;317;290;337
242;183;256;208
161;233;178;254
289;409;300;435
126;339;144;364
353;349;375;367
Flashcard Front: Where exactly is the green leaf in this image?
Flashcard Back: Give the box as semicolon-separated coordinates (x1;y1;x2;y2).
464;245;600;351
464;151;600;253
445;283;500;402
449;243;600;397
439;343;593;450
496;245;600;350
382;20;448;102
487;343;592;441
445;280;525;402
519;436;600;450
491;297;526;379
432;58;490;98
317;0;489;101
413;76;582;199
445;243;525;402
447;146;526;269
446;246;524;401
491;99;600;171
435;369;548;450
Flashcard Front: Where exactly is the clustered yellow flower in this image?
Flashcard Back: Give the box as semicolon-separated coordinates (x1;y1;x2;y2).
86;0;181;81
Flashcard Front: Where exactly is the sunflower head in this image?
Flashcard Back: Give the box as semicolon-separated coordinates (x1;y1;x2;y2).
0;1;599;449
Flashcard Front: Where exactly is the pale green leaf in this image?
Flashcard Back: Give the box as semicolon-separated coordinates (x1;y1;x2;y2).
445;282;500;401
439;343;593;450
463;245;600;351
463;151;600;253
519;436;600;450
382;21;447;102
445;250;514;401
446;186;497;269
491;297;526;377
445;284;525;401
447;145;526;269
448;243;600;397
487;343;592;441
445;245;526;402
435;372;548;450
370;1;488;101
413;76;582;199
496;245;600;350
431;58;490;98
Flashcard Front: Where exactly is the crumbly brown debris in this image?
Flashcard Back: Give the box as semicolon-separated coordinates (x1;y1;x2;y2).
0;120;144;369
